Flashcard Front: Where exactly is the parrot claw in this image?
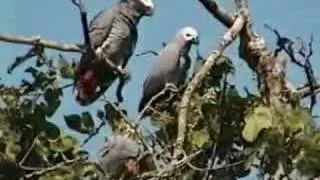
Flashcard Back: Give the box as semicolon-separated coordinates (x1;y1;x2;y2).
118;66;131;81
165;83;178;93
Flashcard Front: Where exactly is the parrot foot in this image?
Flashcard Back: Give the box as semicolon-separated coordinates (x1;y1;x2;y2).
164;83;178;93
119;66;131;81
116;67;131;103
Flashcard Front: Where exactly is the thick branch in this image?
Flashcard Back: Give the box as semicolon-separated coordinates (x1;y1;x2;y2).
198;0;235;28
176;14;245;149
0;33;84;53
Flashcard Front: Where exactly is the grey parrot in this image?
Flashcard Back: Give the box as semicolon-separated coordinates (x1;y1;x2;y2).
76;0;155;106
138;26;199;113
97;135;141;178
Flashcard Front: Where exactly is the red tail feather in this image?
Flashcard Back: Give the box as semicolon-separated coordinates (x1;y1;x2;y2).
76;69;99;105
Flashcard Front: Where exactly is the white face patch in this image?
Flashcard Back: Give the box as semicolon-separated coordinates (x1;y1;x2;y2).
138;0;154;9
179;26;199;42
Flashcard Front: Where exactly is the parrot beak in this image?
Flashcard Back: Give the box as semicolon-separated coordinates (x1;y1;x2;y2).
192;37;200;45
144;7;155;16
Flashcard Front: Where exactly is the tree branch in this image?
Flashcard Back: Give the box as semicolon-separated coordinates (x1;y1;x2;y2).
298;81;320;99
137;83;178;121
22;158;83;179
197;0;235;28
199;0;299;108
265;24;318;112
0;33;84;52
176;14;245;152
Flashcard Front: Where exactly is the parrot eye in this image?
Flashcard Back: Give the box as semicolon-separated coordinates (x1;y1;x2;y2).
185;33;192;37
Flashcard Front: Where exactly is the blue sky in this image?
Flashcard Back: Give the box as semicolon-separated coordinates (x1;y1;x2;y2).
0;0;319;179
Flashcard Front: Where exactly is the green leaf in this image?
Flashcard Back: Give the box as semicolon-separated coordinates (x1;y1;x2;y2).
43;88;62;117
24;67;38;78
284;107;313;134
80;112;95;132
242;105;273;142
25;105;46;130
191;129;210;149
44;122;60;140
64;113;94;134
50;135;78;153
58;57;76;79
104;103;121;120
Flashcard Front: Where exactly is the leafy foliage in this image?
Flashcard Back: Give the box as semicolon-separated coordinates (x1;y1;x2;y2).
0;54;100;179
0;9;319;180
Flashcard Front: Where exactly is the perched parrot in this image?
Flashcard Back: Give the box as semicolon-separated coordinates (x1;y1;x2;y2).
76;0;155;106
97;135;141;178
138;26;199;114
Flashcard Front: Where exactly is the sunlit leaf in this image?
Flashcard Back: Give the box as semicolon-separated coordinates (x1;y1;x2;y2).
39;169;74;180
242;105;273;142
191;129;210;149
50;135;78;153
284;107;313;134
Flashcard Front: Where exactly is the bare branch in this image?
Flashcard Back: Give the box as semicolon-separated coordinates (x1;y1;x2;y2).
137;83;178;121
197;0;235;28
22;158;83;179
136;50;159;57
298;81;320;99
0;33;84;52
139;150;202;179
19;136;38;166
176;14;245;152
265;24;318;112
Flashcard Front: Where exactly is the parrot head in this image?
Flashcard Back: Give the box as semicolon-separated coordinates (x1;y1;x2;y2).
178;26;200;45
126;0;155;16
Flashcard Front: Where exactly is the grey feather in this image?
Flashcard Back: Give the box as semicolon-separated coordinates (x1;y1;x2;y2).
98;135;141;177
89;2;141;67
77;0;154;105
88;7;116;49
138;26;199;112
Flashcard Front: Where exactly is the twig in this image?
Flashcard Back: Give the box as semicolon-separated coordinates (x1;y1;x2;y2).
265;24;317;112
71;0;94;61
60;83;74;90
175;13;245;153
19;136;38;166
135;50;159;57
203;74;229;180
0;33;84;53
137;83;178;121
7;45;45;74
22;158;83;179
81;120;106;147
298;81;320;98
138;150;202;179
